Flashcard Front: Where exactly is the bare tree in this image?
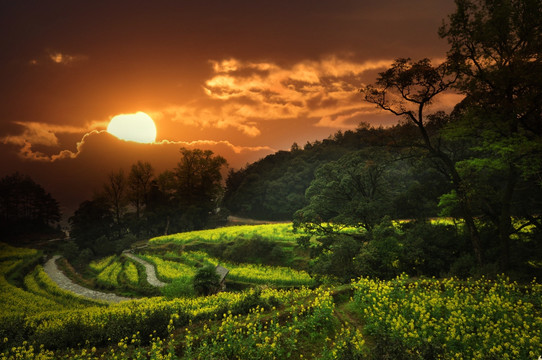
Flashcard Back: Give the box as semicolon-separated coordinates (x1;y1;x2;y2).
128;161;154;237
103;169;127;236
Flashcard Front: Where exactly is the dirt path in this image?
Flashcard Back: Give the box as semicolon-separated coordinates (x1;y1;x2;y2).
44;255;131;303
226;215;289;225
122;252;167;288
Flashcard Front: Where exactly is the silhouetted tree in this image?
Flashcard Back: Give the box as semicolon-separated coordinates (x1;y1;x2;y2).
361;58;484;266
103;169;127;237
0;173;61;240
128;161;154;237
173;148;227;230
69;197;113;250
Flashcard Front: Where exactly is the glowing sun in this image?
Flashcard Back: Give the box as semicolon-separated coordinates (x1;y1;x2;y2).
107;112;157;143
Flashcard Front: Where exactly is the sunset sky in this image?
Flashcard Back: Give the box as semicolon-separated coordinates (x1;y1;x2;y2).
0;0;458;216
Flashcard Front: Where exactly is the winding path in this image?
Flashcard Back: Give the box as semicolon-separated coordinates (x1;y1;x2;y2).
44;255;131;303
122;252;167;287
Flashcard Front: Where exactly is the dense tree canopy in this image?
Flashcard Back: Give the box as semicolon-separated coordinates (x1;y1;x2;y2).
290;0;542;279
439;0;542;269
0;173;61;240
294;149;400;233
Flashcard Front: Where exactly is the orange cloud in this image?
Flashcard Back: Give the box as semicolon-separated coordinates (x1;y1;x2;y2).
3;122;274;164
0;121;92;148
48;51;88;65
163;56;395;134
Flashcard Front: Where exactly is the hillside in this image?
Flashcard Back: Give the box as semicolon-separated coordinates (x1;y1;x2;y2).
1;225;541;359
223;125;448;221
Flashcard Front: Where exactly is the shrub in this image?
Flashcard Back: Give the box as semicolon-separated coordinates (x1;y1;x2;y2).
311;235;362;283
193;265;220;296
162;276;195;298
355;222;402;279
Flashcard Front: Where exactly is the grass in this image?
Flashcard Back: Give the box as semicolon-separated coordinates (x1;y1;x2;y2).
150;223;307;245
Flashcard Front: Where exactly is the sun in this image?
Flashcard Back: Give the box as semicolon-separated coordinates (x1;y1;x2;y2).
107;112;157;143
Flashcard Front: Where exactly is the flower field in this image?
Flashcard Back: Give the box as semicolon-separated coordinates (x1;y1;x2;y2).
149;223;306;245
1;229;541;359
136;250;314;287
352;275;542;359
89;256;149;292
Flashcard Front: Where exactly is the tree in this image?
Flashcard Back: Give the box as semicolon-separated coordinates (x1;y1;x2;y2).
69;197;113;251
0;172;61;239
103;169;127;237
128;161;154;237
361;58;484;266
174;148;227;229
193;265;220;296
294;149;399;234
439;0;542;269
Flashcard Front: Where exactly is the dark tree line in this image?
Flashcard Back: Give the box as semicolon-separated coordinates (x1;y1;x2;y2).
0;172;61;241
223;126;409;221
68;148;228;257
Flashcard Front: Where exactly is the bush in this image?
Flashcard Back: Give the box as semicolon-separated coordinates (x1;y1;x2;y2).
193;265;220;296
73;248;93;269
60;241;79;262
400;221;465;277
161;277;195;298
355;222;402;279
222;235;274;263
311;235;362;283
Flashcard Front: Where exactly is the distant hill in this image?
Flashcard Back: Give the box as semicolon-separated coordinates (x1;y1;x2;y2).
222;124;443;221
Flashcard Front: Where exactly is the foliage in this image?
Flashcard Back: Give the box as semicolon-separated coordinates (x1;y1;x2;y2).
216;235;286;265
69;198;114;251
1;241;541;359
295;149;404;233
310;235;362;283
438;0;542;270
192;264;220;296
224;126;432;221
139;254;195;282
352;274;542;359
172;148;228;231
161;276;195;298
0;172;61;240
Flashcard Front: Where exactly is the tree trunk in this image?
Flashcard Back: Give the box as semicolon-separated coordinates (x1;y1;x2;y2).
460;200;483;266
439;152;483;267
498;165;518;271
164;216;170;236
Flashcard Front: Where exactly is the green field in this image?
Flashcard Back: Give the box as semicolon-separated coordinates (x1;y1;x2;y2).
1;224;541;359
149;223;307;245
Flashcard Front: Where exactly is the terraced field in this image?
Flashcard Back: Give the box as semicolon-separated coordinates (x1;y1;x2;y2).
1;224;541;359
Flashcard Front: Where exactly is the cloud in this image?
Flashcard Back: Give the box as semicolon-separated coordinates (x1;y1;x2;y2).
48;51;88;65
160;105;262;137
1;120;275;163
315;107;382;128
0;130;276;215
0;121;108;161
27;50;88;66
163;56;394;135
0;121;92;147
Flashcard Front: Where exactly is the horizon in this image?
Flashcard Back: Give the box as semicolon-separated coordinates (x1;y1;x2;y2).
0;0;457;217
